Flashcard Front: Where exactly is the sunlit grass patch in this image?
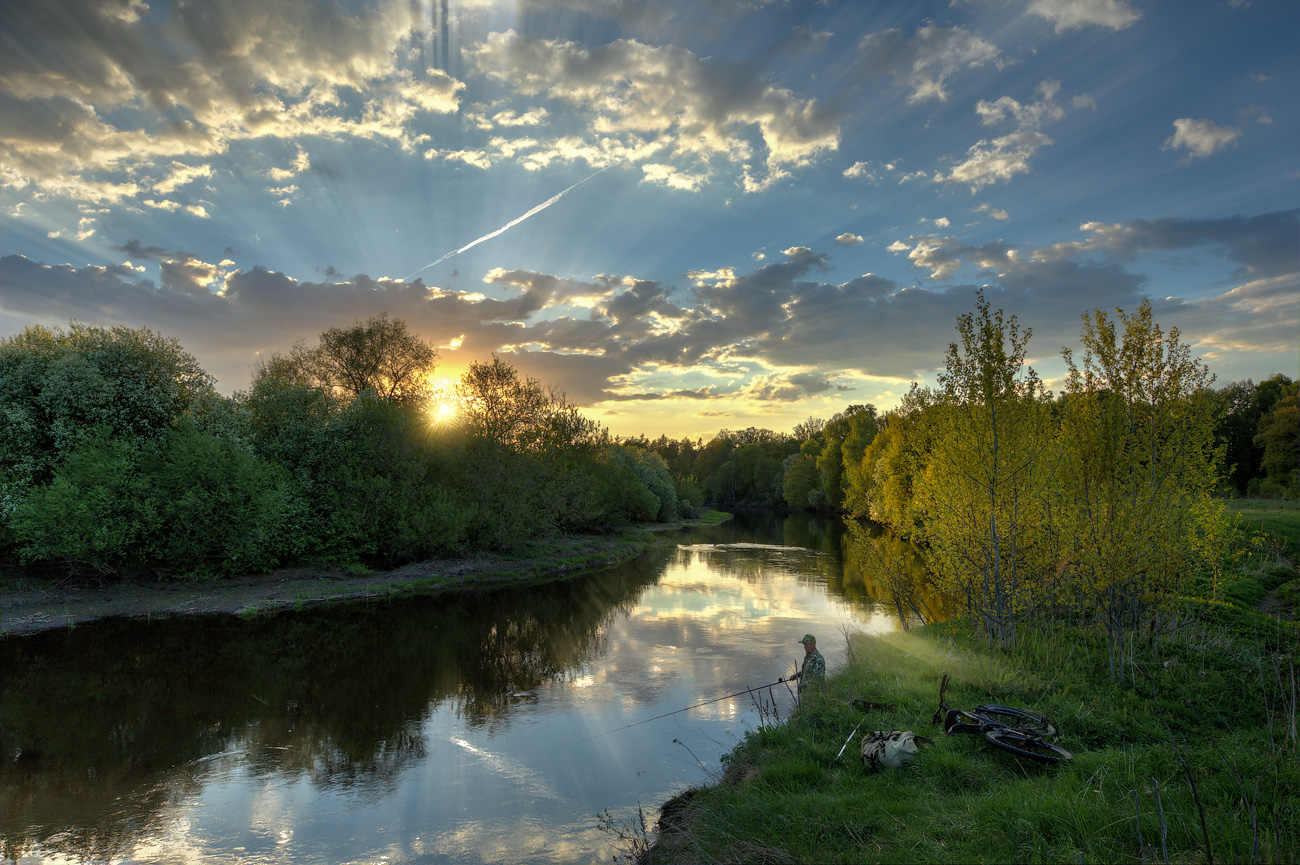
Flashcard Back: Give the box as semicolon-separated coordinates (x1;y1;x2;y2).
645;617;1300;865
1226;497;1300;554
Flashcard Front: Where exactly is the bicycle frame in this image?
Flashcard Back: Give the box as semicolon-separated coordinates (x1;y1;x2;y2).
931;673;1072;763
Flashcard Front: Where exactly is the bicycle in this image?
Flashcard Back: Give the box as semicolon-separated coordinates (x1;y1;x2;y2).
930;673;1073;763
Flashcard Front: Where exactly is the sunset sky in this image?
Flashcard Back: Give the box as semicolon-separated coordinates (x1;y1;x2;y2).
2;0;1296;439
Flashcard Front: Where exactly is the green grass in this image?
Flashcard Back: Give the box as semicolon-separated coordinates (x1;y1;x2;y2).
644;615;1300;864
1225;498;1300;556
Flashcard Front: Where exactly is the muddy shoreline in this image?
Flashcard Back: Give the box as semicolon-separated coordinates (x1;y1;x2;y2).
1;528;684;638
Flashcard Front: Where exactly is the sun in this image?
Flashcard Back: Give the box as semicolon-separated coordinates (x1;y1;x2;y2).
427;377;458;425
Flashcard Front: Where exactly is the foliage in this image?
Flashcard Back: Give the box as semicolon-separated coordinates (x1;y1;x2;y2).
1;322;215;501
916;292;1054;649
686;428;795;507
9;424;295;576
1214;374;1292;494
850;388;934;537
1254;384;1299;497
456;354;603;453
293;311;439;401
781;453;821;509
1057;299;1222;676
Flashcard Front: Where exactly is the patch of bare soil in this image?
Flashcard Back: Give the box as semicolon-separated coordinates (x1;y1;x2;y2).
0;533;662;637
1258;587;1295;620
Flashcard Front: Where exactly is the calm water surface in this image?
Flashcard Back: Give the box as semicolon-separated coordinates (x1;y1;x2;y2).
1;513;933;864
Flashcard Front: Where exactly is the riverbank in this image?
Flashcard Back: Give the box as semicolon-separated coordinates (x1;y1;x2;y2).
1;514;731;637
640;605;1299;864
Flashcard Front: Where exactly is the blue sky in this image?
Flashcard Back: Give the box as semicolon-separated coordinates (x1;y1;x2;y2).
2;0;1296;438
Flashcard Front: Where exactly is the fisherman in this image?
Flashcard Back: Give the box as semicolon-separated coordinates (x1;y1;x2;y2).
787;634;825;695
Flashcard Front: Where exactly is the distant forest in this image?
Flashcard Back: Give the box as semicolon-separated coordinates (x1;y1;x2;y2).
1;301;1296;583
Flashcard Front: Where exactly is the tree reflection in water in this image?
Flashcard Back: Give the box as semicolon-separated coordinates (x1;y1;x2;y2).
1;515;942;864
0;548;668;862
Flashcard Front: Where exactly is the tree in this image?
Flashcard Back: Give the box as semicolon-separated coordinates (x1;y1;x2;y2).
915;292;1054;650
1057;299;1221;678
792;416;826;442
854;388;935;537
781;453;821;508
1;322;216;531
1214;374;1294;494
455;355;602;453
300;312;438;401
1254;384;1298;496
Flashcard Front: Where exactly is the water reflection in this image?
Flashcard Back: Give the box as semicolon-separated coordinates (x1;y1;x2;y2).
1;514;938;864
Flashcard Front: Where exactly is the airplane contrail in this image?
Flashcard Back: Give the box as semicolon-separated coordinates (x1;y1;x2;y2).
404;167;607;281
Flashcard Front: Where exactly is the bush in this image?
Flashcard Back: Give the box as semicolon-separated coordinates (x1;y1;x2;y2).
1276;579;1300;607
10;424;296;577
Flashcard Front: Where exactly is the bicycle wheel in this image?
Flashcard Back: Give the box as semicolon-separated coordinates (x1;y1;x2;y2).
983;729;1073;763
973;705;1058;737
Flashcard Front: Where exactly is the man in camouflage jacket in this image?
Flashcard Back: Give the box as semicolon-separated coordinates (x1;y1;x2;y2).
788;633;825;695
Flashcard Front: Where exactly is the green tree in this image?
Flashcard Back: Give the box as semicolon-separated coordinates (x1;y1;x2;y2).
1057;299;1222;678
855;388;935;538
1254;384;1298;496
9;423;296;577
915;292;1054;650
781;453;821;508
1;322;214;490
455;355;601;453
1214;374;1294;494
298;312;438;401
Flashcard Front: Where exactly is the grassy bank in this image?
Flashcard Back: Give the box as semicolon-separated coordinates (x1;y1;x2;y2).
1;514;734;637
1227;498;1300;554
643;608;1298;863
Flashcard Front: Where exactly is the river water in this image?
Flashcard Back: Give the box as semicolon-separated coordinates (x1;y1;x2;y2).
1;512;935;864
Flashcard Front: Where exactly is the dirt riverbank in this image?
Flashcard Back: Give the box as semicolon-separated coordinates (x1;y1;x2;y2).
1;528;684;637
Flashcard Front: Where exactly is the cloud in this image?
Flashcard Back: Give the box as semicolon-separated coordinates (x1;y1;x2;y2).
153;162;213;195
0;0;460;203
975;204;1010;220
113;238;170;259
463;30;841;190
1026;0;1141;33
1162;118;1242;161
855;24;1002;103
835;233;864;246
269;147;311;181
736;372;843;402
939;80;1067;190
3;209;1293;408
1052;209;1299;280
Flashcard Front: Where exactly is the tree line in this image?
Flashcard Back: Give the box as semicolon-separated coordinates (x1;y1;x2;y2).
0;316;694;579
627;296;1295;674
2;302;1294;629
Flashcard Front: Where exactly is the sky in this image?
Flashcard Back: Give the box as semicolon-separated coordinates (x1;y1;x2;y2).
2;0;1297;440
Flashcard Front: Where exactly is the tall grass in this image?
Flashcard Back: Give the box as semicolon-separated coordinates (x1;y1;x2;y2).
1226;498;1300;557
642;612;1299;864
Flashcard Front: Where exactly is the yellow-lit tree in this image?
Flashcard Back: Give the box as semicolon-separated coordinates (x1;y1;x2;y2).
916;292;1054;650
1057;299;1222;679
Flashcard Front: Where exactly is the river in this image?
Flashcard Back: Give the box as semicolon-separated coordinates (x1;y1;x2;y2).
0;512;938;864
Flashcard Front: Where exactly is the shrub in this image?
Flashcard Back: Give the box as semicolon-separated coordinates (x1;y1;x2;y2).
9;424;296;577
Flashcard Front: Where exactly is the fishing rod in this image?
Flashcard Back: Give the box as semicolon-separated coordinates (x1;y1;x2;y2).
574;678;790;745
